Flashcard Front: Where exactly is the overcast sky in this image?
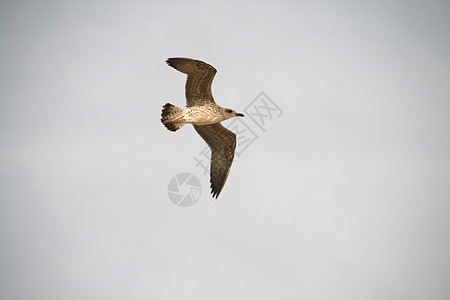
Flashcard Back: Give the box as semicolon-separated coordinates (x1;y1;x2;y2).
1;1;449;299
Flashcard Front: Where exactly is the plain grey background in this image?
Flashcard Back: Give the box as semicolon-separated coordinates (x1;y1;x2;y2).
1;1;449;299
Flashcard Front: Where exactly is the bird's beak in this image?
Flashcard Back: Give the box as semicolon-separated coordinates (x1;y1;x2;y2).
236;113;244;117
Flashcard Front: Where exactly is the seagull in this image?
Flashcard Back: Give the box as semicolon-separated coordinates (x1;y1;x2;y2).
161;57;244;198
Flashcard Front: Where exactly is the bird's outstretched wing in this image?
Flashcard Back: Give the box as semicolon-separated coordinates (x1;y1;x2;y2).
193;123;236;198
166;57;217;107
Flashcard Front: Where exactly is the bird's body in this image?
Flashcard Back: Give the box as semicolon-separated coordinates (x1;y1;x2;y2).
164;104;232;125
161;57;244;198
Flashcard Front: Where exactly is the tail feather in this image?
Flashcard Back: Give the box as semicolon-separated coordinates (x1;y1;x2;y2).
161;103;186;132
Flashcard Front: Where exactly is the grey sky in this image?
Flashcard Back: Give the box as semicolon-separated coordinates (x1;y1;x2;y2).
1;1;449;299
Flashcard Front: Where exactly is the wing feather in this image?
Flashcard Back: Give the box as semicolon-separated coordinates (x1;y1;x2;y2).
193;123;236;198
166;57;217;107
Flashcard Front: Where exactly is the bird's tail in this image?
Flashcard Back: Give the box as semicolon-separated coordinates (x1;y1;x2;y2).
161;103;186;132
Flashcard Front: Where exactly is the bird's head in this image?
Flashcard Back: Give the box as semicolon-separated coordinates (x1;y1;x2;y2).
222;108;244;120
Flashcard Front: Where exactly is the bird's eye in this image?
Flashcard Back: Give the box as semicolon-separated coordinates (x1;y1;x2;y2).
225;109;232;113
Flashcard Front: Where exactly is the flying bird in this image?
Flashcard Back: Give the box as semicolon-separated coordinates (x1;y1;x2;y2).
161;57;244;198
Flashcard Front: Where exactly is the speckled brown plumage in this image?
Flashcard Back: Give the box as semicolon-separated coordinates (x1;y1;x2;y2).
166;58;217;107
162;57;243;199
194;123;236;199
